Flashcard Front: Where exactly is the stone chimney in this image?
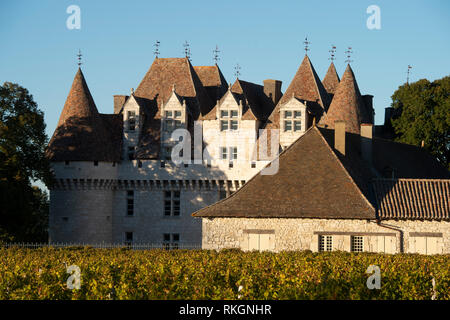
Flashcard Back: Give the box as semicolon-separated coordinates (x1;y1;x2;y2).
384;107;394;127
114;95;129;114
263;79;282;105
360;124;373;165
362;95;374;123
334;120;346;156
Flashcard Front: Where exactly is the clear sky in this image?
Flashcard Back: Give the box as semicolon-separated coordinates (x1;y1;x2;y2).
1;0;449;140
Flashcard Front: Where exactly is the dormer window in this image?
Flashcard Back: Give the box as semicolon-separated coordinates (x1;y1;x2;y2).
284;110;302;132
220;109;238;131
128;111;136;131
164;110;183;133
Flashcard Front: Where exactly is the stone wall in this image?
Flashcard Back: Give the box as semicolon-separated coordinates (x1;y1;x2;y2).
49;189;114;243
200;217;450;254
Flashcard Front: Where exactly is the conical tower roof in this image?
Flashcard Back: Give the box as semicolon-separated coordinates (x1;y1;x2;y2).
47;68;118;161
266;55;330;129
322;62;340;95
321;64;367;134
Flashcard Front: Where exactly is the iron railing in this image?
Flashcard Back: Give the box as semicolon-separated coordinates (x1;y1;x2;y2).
0;242;202;250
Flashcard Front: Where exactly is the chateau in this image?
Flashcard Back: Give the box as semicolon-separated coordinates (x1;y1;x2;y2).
47;52;449;253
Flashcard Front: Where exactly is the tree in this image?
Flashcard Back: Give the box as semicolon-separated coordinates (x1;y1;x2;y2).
390;76;450;170
0;82;53;242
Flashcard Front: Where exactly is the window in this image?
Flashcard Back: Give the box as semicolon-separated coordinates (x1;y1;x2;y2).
351;236;364;252
62;217;69;222
220;109;238;131
128;111;136;131
220;147;237;161
164;110;183;133
126;190;134;216
220;120;228;131
94;161;99;166
251;162;256;168
284;121;292;131
163;233;180;250
231;147;238;160
164;191;180;216
221;147;228;160
65;161;70;166
219;190;227;200
125;232;133;245
319;235;333;252
284;110;302;132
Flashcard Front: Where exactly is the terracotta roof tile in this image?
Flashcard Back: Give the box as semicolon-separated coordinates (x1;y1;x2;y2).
46;68;121;161
265;55;330;130
193;126;376;219
320;64;369;134
194;65;228;102
322;62;340;95
373;179;450;220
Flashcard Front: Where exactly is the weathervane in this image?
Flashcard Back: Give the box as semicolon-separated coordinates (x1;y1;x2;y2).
234;63;241;78
154;40;160;58
406;65;412;84
329;45;337;61
77;49;82;67
303;36;311;54
345;47;353;64
183;41;191;61
213;45;220;64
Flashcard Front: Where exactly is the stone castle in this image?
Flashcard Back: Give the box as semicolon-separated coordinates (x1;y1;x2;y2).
46;52;449;253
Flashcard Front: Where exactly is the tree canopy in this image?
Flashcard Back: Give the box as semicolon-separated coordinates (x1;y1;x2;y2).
390;76;450;170
0;82;52;242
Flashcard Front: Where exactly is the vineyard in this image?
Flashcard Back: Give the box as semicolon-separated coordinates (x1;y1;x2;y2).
0;247;448;300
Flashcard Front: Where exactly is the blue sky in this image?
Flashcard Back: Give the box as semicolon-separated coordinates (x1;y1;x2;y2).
1;0;449;140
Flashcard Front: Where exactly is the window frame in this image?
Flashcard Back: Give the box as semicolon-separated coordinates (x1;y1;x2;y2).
219;108;239;131
163;190;181;217
351;236;364;252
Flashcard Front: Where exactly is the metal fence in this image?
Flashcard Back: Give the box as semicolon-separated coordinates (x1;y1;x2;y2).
0;242;202;250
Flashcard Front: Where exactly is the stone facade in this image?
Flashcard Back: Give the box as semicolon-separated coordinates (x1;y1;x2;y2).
201;217;450;254
49;159;269;244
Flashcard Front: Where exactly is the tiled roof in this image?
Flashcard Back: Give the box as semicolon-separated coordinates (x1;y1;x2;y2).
202;79;276;122
194;124;450;219
134;57;213;119
373;179;450;220
46;68;121;161
233;79;276;121
322;62;340;95
193;126;376;219
320;64;369;134
265;55;330;131
194;65;228;103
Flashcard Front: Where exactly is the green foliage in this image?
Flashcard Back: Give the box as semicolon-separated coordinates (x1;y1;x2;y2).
0;82;52;241
0;248;448;300
390;76;450;169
